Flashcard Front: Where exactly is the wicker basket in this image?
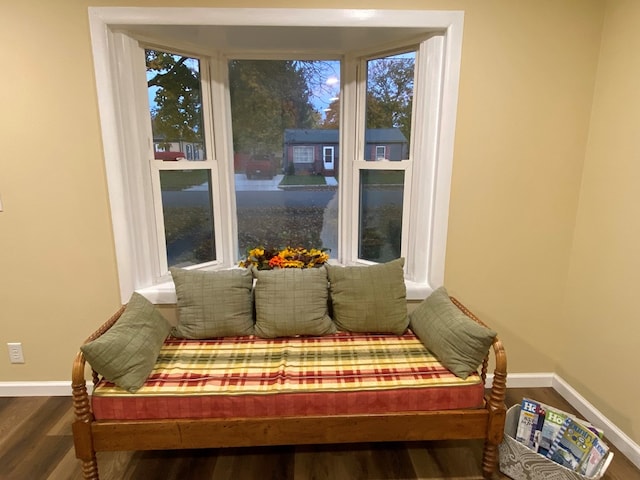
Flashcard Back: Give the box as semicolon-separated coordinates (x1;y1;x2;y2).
498;405;613;480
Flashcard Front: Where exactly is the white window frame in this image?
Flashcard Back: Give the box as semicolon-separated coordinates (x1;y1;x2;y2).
375;145;387;161
88;8;464;303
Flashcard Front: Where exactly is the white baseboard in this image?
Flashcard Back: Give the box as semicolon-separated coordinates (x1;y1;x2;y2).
2;375;639;469
0;381;77;397
501;372;555;388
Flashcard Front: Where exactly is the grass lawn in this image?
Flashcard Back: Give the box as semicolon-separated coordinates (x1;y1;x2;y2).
279;175;327;186
361;170;404;185
160;170;209;191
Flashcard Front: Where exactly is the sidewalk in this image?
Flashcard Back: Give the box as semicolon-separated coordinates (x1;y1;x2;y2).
186;174;338;192
325;176;338;186
235;174;338;191
234;174;284;191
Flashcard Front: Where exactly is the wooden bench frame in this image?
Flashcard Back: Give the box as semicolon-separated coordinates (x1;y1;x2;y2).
71;297;507;479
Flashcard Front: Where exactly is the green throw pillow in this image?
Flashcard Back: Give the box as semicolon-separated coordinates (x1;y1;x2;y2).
326;258;408;334
170;267;254;338
409;286;497;379
80;292;171;393
253;266;336;338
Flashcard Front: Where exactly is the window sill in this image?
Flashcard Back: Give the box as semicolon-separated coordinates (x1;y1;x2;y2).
136;277;434;305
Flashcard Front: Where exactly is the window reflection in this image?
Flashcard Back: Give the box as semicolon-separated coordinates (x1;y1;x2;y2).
359;170;404;262
160;170;215;266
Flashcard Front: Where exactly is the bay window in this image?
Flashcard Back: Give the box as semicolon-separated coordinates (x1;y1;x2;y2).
88;8;463;303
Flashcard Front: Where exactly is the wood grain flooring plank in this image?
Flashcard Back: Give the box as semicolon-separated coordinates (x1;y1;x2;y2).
0;397;70;478
211;446;293;480
0;396;48;451
129;449;201;480
368;442;419;479
5;435;73;480
209;448;236;480
173;449;219;479
294;446;332;480
46;446;85;480
295;444;369;480
407;440;484;480
124;449;220;480
295;443;414;480
305;445;369;480
93;451;138;480
47;402;76;437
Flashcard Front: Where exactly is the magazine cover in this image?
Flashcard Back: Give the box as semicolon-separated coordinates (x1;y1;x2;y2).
516;398;546;451
547;417;599;470
580;438;611;477
538;406;571;456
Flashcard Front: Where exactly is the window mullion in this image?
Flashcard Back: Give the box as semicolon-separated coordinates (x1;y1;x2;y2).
197;55;228;269
338;55;359;265
209;53;237;266
351;57;368;264
148;159;170;276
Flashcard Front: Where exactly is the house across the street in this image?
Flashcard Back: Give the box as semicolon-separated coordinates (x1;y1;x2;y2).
283;128;408;176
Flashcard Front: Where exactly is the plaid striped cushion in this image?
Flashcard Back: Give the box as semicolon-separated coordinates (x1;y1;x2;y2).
91;331;485;420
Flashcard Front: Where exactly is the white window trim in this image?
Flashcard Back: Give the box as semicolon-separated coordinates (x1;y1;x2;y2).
88;7;464;303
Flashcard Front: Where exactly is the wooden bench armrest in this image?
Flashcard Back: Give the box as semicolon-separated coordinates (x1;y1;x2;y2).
72;305;127;422
450;296;507;446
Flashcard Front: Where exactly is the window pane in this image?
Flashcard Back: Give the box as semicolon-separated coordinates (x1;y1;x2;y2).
359;170;404;262
229;59;340;258
365;52;415;161
146;50;206;160
160;170;215;267
293;146;314;164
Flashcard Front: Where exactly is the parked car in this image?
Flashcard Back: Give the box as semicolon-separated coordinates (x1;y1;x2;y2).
154;151;186;161
245;154;275;179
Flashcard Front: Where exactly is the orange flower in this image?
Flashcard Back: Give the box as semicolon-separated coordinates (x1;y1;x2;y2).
268;256;285;268
240;245;330;270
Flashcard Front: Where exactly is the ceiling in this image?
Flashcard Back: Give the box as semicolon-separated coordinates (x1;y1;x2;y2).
118;24;434;55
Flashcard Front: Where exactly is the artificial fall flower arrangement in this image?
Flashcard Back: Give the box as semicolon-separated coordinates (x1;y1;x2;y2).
239;246;329;270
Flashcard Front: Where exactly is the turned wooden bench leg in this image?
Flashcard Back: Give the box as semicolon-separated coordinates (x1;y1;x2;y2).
72;418;100;479
80;457;100;480
482;441;499;479
72;370;100;480
483;367;507;479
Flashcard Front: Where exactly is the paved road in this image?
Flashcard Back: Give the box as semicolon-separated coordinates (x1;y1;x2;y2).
163;187;402;209
236;189;337;208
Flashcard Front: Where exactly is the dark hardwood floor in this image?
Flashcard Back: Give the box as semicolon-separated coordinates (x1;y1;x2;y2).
0;388;638;479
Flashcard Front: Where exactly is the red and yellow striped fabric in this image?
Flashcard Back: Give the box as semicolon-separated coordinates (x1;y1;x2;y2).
91;331;485;420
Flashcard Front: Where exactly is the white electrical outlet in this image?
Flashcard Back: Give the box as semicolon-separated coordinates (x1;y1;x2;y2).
7;343;24;364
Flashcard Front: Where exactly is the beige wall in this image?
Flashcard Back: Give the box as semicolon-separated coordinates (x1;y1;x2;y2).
561;0;640;442
1;0;637;443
